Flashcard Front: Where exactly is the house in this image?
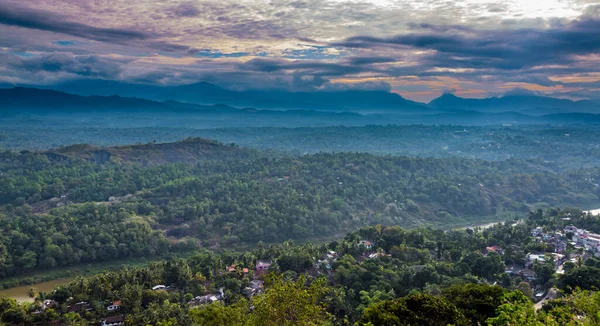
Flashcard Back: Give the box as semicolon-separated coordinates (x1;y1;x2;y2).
243;268;249;274
194;295;212;304
504;265;519;275
367;252;392;259
555;241;567;253
243;287;256;297
106;300;121;311
41;299;58;310
532;227;543;237
564;225;579;234
520;269;537;281
227;265;236;273
485;246;504;255
359;240;373;249
326;251;338;260
526;253;546;268
101;315;125;326
256;260;271;273
194;294;219;305
552;253;566;264
249;280;264;291
573;231;600;251
67;302;92;313
152;285;166;291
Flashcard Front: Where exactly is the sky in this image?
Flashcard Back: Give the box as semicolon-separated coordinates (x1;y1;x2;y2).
0;0;599;102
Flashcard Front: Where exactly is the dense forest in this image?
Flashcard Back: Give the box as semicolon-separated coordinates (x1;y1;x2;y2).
3;124;600;170
0;138;599;279
2;208;600;325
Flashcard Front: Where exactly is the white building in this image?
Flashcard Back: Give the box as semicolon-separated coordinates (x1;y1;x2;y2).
526;253;546;267
106;300;121;311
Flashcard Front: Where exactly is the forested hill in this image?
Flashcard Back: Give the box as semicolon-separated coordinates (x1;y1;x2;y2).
1;139;600;279
44;138;253;165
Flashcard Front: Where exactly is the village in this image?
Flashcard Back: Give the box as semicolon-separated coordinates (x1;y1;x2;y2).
28;220;600;325
499;223;600;304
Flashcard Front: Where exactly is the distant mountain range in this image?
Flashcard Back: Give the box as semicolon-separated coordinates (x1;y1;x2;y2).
0;87;235;113
429;93;600;115
2;85;600;126
35;79;430;113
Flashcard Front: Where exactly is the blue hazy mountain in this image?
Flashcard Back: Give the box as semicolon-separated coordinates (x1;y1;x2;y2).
3;87;600;127
4;79;599;115
429;93;600;114
47;79;429;113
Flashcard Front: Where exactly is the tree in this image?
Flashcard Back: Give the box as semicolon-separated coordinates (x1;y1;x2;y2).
248;274;330;326
120;283;143;313
27;287;38;300
358;293;469;326
444;284;506;326
571;290;600;325
486;291;541;326
189;300;249;326
560;266;600;293
533;262;555;287
517;282;534;300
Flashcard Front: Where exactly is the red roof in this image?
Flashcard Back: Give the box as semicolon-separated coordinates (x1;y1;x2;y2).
243;268;249;273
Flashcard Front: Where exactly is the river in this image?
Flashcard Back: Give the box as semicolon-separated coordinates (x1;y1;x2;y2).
0;277;74;303
586;208;600;216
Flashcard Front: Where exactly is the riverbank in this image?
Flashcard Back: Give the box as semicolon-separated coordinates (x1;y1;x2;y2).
0;277;75;303
0;256;160;290
0;215;511;290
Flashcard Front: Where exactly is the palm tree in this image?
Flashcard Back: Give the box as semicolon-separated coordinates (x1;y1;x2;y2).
28;287;38;301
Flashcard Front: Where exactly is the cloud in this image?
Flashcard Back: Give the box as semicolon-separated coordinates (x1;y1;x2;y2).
333;17;600;71
1;52;124;80
344;56;398;65
1;0;600;101
193;50;251;58
169;2;201;18
54;41;76;46
324;80;392;92
0;2;192;54
503;88;547;96
239;58;370;77
0;3;150;43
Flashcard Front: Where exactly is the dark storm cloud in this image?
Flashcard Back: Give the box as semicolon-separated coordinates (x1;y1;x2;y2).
334;17;600;70
0;3;150;43
2;52;124;79
344;56;397;65
0;3;192;54
407;23;474;33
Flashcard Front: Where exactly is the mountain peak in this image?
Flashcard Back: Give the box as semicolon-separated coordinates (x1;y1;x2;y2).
429;93;463;106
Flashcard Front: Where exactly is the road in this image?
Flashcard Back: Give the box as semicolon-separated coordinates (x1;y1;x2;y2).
534;288;558;311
